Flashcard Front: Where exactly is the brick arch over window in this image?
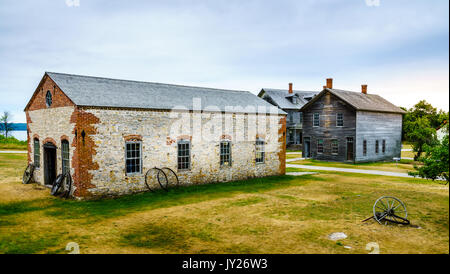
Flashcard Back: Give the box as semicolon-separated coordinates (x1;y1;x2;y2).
221;134;232;141
124;134;143;142
60;135;70;142
43;137;57;147
256;134;266;140
32;133;40;140
177;135;192;141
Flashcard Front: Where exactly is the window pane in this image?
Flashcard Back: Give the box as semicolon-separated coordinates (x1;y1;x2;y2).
125;141;142;174
178;141;190;170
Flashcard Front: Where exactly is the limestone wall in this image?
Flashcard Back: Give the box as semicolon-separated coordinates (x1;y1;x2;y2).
27;106;76;187
85;108;286;196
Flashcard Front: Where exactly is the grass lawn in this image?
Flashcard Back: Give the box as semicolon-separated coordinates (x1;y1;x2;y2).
402;143;413;150
0;143;27;150
286;153;303;159
289;159;421;174
0;153;448;254
402;150;415;158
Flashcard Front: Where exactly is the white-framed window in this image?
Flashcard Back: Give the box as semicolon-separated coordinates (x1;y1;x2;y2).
299;112;303;125
255;138;265;164
61;140;70;175
313;113;320;127
125;141;142;175
220;141;231;166
178;140;191;170
331;139;338;155
317;139;324;154
34;138;40;168
336;113;344;127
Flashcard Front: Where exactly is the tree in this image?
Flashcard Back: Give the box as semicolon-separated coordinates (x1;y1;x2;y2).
409;134;449;184
404;117;437;160
402;100;449;141
0;111;13;138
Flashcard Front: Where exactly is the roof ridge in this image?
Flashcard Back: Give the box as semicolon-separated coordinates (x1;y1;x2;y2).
263;87;319;93
46;71;250;94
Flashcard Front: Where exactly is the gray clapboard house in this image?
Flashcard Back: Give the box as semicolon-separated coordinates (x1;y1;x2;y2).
300;79;406;162
258;83;319;149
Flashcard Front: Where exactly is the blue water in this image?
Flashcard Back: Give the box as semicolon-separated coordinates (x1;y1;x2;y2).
1;123;27;141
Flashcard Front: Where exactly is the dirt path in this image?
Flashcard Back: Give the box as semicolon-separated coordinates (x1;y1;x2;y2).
287;163;417;178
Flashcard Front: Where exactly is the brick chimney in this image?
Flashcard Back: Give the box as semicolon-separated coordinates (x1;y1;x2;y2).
326;78;333;89
289;83;293;94
361;84;367;94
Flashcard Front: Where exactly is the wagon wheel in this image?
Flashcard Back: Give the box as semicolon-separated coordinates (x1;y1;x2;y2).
145;167;168;192
51;174;64;196
156;168;169;191
22;164;35;184
373;196;409;225
60;172;72;198
161;167;179;188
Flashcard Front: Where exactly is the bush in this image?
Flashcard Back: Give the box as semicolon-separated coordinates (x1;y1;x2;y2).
0;135;27;150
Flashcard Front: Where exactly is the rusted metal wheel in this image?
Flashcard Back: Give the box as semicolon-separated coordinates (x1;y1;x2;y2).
161;167;179;188
51;174;64;196
61;172;72;198
22;164;35;184
373;196;409;225
145;167;168;192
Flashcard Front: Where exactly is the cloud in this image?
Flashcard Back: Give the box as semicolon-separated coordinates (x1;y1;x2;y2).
0;0;448;123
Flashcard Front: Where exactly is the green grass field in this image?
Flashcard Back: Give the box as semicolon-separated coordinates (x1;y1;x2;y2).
289;159;420;173
0;153;448;254
0;136;27;150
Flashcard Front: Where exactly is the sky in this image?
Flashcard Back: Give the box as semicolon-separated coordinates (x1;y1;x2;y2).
0;0;448;123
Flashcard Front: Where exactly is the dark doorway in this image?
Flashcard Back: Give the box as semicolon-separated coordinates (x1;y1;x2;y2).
303;137;311;158
44;143;57;185
346;137;354;161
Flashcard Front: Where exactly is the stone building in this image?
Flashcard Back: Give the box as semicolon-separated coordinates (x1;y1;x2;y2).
24;72;287;198
301;79;405;162
258;84;318;149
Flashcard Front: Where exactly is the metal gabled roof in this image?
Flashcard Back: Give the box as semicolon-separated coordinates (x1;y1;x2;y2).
300;88;406;114
41;72;285;114
259;88;319;110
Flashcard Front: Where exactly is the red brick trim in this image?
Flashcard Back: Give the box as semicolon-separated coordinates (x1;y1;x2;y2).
70;107;100;197
124;134;142;142
25;74;75;111
177;135;192;141
32;133;40;140
43;137;57;147
277;116;287;175
221;134;232;140
256;134;266;140
60;135;70;142
166;137;176;145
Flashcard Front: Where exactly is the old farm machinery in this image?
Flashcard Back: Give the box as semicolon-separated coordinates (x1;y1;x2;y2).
145;167;179;192
363;196;410;225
